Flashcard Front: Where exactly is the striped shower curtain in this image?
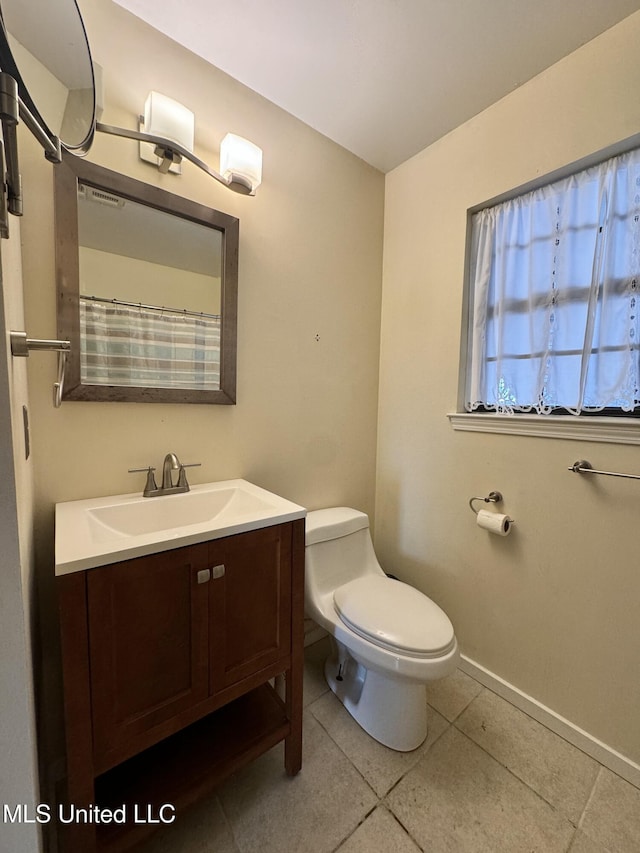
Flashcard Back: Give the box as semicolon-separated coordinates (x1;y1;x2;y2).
80;298;221;390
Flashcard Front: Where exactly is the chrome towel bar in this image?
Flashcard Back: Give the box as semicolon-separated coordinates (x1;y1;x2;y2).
10;330;70;407
568;459;640;481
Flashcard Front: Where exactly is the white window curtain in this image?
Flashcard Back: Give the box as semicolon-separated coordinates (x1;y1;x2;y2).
80;299;221;390
465;147;640;415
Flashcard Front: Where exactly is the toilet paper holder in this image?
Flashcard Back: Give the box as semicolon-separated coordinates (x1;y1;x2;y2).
469;491;503;515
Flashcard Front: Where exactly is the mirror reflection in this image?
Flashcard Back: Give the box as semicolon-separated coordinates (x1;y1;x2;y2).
55;156;239;404
0;0;95;151
78;185;223;391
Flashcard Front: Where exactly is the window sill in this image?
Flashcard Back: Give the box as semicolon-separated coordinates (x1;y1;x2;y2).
447;412;640;445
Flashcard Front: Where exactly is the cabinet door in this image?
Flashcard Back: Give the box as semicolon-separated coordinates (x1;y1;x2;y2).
209;524;292;693
87;544;209;769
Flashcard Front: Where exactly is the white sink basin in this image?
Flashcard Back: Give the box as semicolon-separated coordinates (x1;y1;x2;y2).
55;479;306;575
87;486;274;538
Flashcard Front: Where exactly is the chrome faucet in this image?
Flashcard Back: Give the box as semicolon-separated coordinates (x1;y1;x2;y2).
162;452;181;490
128;453;201;497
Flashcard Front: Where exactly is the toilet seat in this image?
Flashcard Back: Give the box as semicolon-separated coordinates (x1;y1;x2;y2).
333;575;456;659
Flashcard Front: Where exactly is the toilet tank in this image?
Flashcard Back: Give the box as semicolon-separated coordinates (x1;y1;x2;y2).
305;508;385;605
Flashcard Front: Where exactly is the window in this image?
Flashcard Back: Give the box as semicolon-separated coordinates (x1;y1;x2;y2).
465;146;640;416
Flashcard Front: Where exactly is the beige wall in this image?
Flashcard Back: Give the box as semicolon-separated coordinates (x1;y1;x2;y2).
19;0;383;769
377;12;640;767
80;248;221;315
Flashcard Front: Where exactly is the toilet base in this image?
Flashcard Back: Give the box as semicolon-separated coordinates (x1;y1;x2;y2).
324;648;428;752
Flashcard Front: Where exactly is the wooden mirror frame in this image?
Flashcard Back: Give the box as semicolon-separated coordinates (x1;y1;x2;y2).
54;155;239;404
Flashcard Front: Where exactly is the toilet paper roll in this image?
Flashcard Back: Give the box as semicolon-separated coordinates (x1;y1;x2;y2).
476;509;513;536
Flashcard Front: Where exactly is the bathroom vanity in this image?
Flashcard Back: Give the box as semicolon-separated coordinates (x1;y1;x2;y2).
55;480;306;852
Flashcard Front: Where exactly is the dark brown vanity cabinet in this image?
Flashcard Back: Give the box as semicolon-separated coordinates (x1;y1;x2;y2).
57;520;304;852
87;543;210;771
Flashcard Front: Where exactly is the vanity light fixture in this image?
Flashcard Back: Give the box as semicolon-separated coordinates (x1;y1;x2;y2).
220;133;263;193
95;91;263;195
139;91;195;175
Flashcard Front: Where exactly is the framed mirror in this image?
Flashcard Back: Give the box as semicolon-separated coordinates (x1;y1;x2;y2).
0;0;95;154
55;156;239;404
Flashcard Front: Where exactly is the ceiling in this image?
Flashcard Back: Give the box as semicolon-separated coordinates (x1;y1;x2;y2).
113;0;640;173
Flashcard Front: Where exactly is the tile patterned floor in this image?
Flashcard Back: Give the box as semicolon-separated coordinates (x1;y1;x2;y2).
140;638;640;853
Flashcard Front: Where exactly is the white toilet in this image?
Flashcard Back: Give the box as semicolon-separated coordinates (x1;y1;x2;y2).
305;507;459;751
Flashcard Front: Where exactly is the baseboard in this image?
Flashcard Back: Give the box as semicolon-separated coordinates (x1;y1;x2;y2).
459;655;640;791
304;615;328;648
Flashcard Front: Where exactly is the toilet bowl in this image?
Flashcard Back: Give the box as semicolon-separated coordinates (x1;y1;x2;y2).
305;507;459;751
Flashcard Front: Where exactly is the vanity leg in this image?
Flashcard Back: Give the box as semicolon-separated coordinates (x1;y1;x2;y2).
284;666;303;775
284;518;305;776
57;572;97;852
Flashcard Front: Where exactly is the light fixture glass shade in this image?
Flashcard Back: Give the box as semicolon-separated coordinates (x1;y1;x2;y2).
220;133;263;193
143;91;194;152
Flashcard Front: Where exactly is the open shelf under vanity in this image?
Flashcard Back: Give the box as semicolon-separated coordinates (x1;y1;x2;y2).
93;684;289;852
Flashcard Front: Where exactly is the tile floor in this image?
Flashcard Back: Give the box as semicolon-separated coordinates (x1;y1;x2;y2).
141;638;640;853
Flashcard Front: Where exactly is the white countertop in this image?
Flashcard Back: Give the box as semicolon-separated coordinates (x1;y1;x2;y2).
55;479;306;575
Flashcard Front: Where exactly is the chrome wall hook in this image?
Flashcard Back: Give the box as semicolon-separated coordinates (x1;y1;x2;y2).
53;349;68;408
469;491;503;515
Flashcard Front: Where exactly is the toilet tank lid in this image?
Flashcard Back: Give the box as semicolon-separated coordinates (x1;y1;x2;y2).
305;507;369;546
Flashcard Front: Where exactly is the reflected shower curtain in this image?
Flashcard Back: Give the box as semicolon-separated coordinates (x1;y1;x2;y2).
80;299;221;390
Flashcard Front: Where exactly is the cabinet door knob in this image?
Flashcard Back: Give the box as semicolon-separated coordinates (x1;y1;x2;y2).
197;569;211;584
211;564;225;579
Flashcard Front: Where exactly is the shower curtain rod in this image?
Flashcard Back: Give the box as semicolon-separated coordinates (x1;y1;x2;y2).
81;294;220;320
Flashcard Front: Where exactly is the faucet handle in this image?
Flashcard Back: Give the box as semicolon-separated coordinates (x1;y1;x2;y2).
128;466;158;495
177;462;201;490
